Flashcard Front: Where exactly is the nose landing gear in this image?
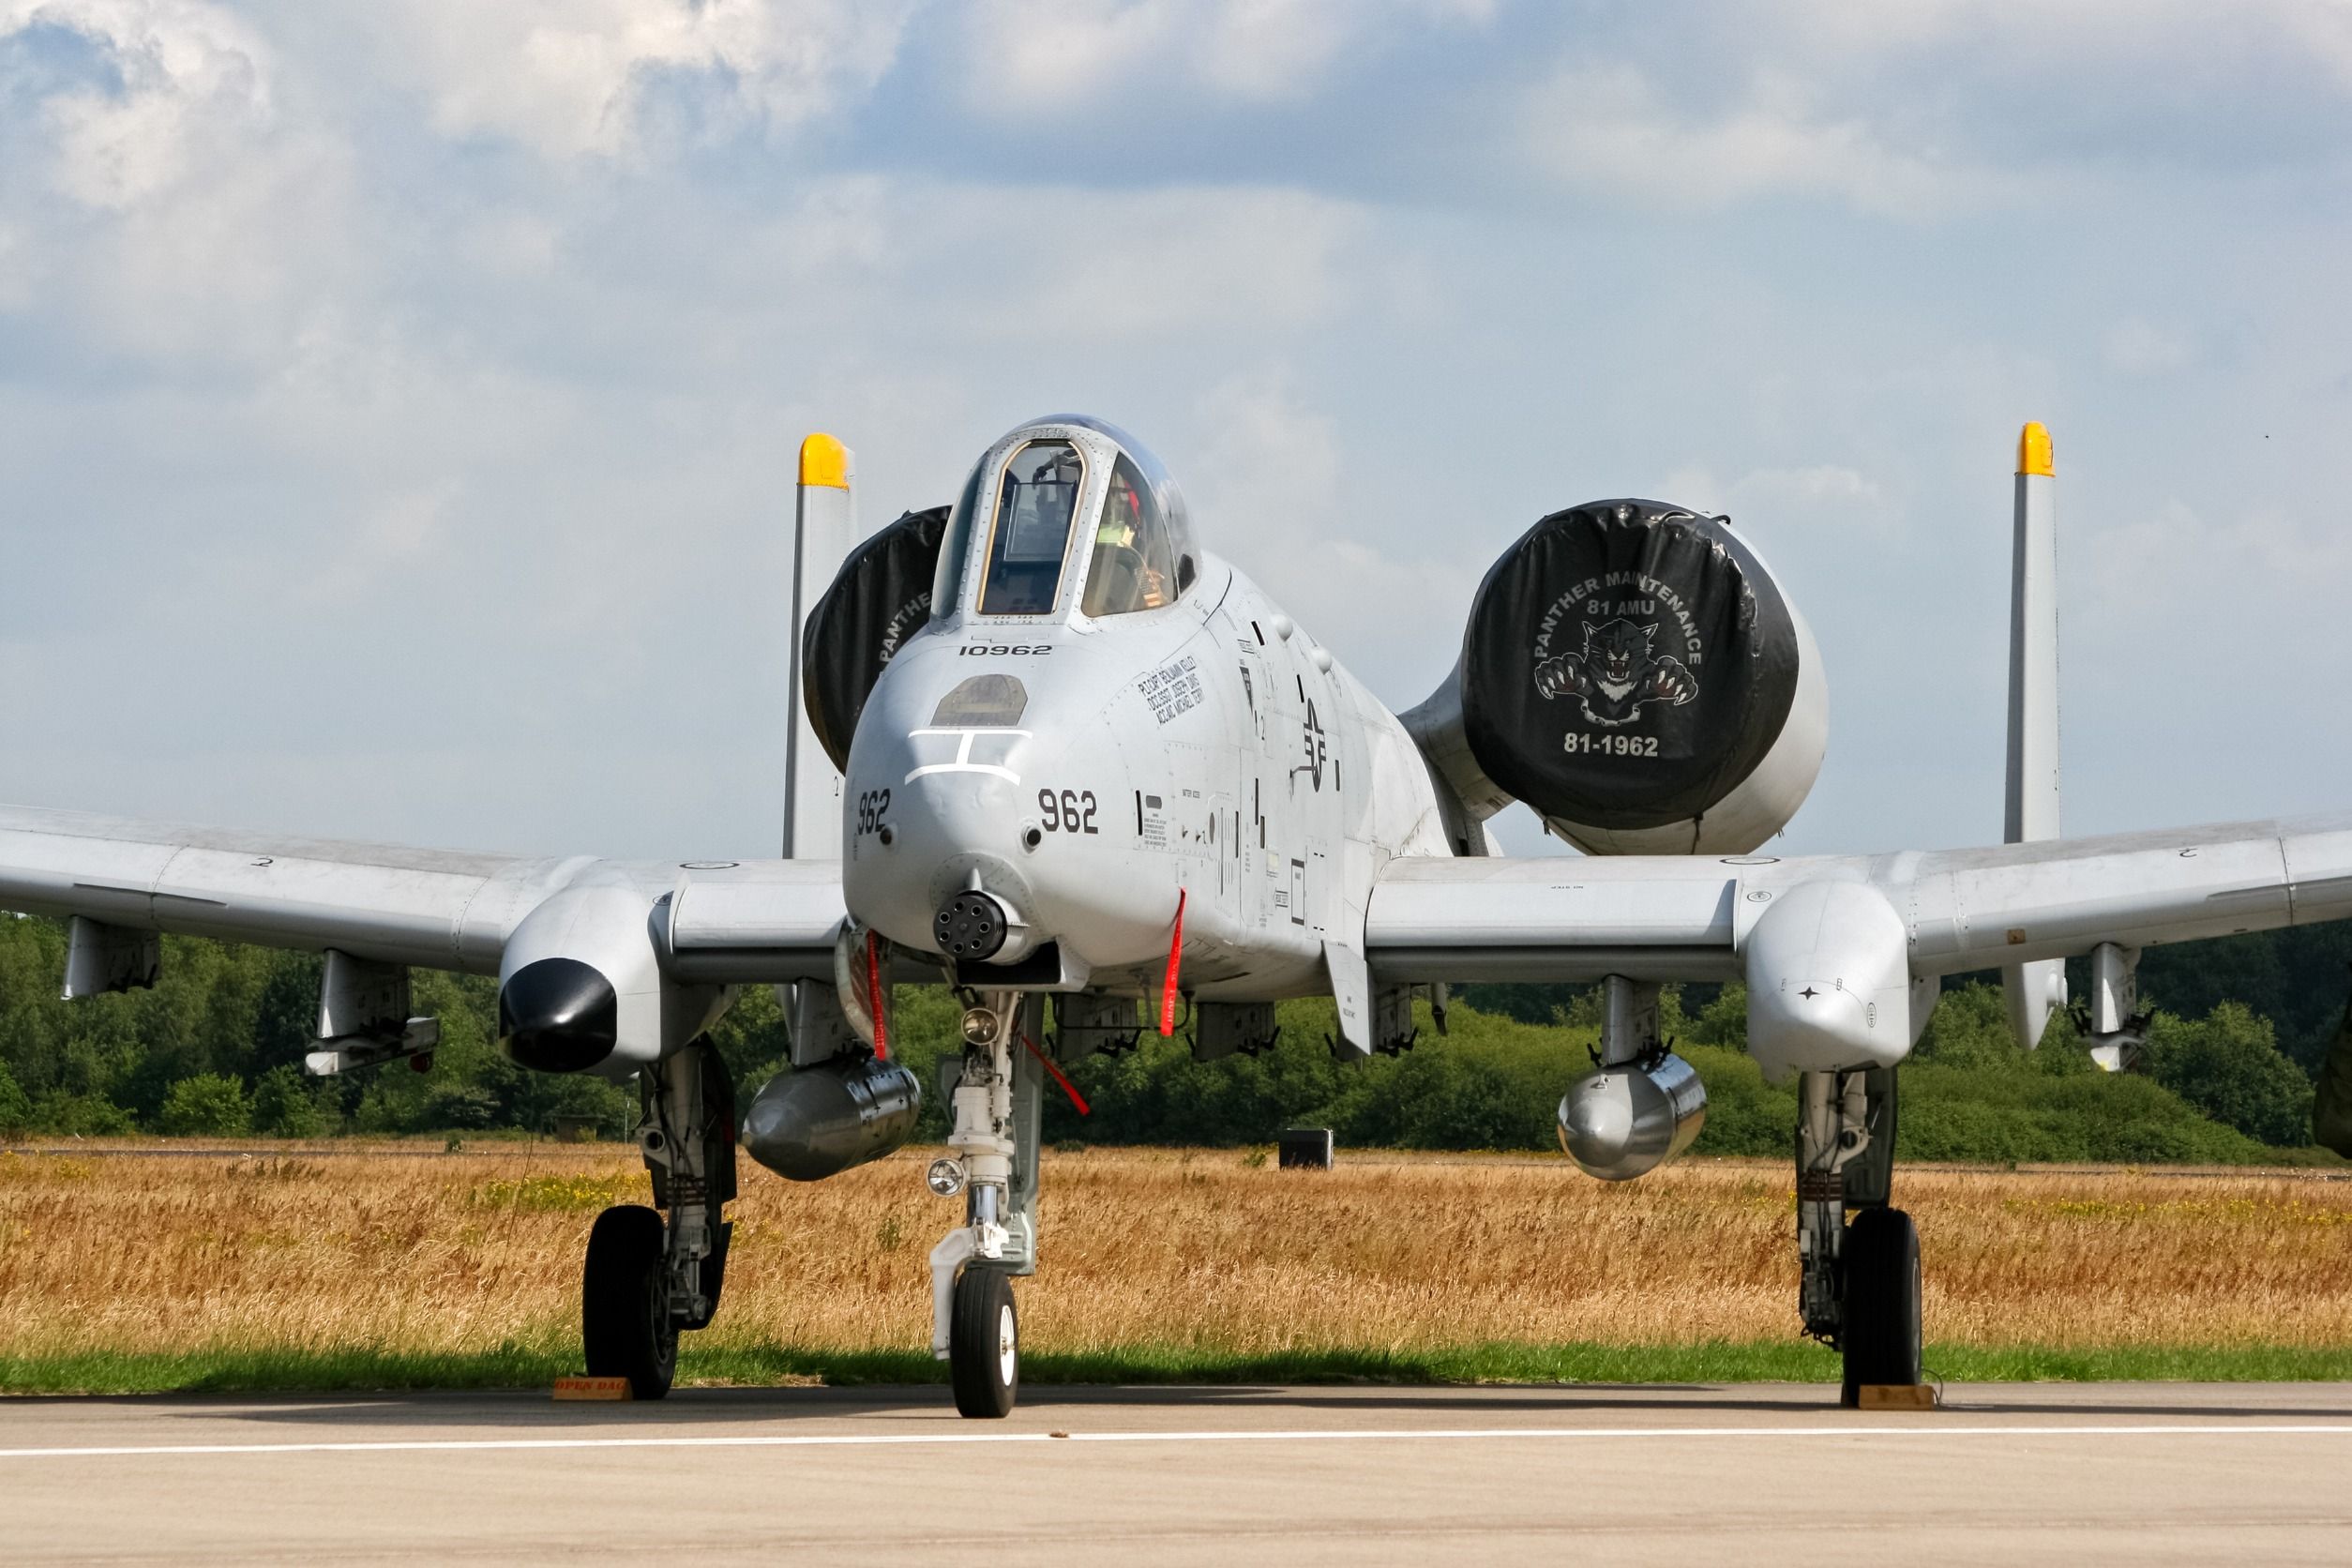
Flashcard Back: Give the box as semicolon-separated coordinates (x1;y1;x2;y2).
927;991;1043;1418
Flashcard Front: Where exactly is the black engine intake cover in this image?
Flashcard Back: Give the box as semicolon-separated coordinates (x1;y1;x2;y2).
1460;499;1802;834
802;505;949;772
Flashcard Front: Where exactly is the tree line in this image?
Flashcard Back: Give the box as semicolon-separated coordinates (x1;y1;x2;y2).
1;912;2344;1163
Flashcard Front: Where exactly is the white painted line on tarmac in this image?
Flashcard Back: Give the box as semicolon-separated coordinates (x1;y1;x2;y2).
2;1423;2348;1461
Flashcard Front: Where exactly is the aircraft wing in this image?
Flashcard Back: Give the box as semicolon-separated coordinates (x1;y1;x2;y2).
0;805;846;985
1364;812;2352;985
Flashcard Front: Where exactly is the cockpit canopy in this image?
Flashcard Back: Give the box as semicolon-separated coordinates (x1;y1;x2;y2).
933;415;1199;624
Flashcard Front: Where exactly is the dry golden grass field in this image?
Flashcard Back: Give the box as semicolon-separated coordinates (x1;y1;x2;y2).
3;1142;2350;1388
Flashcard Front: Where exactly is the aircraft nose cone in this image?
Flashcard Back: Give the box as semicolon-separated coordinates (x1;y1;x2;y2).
498;957;618;1072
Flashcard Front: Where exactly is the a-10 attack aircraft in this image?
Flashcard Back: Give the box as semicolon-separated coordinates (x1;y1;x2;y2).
4;414;2346;1417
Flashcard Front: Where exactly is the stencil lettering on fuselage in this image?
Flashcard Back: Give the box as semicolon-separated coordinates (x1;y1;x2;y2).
1137;656;1204;725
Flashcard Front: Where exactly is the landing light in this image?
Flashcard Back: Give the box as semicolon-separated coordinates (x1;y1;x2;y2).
927;1157;969;1198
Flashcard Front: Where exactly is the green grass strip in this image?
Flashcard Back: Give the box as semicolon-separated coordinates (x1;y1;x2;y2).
6;1338;2352;1395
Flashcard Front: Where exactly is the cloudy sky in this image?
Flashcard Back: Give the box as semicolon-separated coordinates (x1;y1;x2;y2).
3;0;2348;862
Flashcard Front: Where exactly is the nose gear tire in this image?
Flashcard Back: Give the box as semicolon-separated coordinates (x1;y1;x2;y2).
1838;1205;1922;1408
582;1204;677;1400
949;1266;1018;1419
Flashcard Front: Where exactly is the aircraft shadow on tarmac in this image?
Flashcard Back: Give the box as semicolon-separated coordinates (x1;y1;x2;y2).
83;1382;2352;1431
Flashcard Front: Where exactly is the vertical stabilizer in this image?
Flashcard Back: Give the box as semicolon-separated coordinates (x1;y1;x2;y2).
785;433;856;860
2003;421;2068;1048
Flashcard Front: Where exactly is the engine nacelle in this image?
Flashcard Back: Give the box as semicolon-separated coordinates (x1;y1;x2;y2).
1407;499;1826;854
740;1054;925;1181
1558;1051;1708;1181
497;876;731;1078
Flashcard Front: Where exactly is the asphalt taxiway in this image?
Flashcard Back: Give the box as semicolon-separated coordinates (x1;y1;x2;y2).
3;1381;2348;1565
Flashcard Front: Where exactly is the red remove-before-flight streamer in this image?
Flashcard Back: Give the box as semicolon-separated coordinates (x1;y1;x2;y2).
1159;889;1185;1036
866;928;888;1060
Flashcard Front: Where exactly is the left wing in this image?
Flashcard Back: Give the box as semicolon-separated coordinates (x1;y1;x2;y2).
1367;811;2352;1077
1366;812;2352;982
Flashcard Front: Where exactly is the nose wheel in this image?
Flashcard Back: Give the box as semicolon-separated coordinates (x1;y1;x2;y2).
950;1266;1018;1418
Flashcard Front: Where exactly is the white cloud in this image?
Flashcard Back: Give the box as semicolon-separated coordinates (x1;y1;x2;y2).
0;220;25;308
295;483;457;608
4;0;274;209
1;0;363;369
361;0;915;158
1774;0;2352;90
696;178;1378;347
959;0;1492;111
1187;369;1477;696
1018;186;1369;340
1653;463;1894;530
1520;63;2018;219
2103;317;2194;377
2081;498;2352;632
1730;465;1892;526
2286;3;2352;94
1191;368;1345;529
1515;0;2352;221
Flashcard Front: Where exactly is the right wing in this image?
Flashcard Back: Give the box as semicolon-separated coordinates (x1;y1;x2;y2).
0;804;848;987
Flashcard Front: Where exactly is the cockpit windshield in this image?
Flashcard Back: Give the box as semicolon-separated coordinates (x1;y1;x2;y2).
934;415;1203;624
1082;454;1179;617
978;440;1086;616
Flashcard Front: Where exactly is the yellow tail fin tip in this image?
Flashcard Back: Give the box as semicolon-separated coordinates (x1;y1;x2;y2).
2017;421;2054;477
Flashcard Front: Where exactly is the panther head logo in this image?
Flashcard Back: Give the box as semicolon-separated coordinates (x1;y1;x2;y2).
1532;616;1698;728
1582;618;1653;686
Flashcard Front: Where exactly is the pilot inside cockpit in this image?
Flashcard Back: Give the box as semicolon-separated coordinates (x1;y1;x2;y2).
955;418;1201;622
1082;455;1180;617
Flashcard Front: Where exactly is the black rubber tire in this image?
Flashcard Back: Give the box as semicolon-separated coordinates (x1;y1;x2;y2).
582;1204;676;1400
949;1267;1018;1419
1840;1205;1922;1408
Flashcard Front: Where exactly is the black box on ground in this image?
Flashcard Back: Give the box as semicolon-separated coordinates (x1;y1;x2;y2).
1278;1128;1334;1168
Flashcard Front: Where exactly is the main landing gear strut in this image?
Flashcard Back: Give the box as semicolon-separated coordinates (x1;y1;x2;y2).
927;989;1044;1418
1795;1065;1921;1407
582;1040;736;1399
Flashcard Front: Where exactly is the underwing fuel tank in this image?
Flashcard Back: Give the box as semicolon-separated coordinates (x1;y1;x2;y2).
1557;1053;1708;1181
741;1054;924;1182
